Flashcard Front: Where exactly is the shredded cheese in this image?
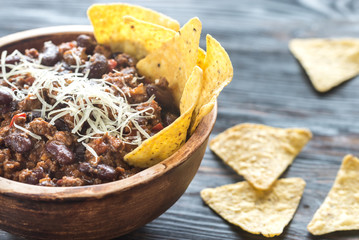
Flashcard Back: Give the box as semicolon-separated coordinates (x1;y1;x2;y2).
82;142;98;164
0;48;155;152
13;122;42;140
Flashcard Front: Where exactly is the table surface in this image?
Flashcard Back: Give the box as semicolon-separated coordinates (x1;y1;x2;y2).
1;0;359;239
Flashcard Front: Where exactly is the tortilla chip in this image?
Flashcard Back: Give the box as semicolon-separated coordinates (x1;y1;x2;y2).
110;16;176;59
124;66;202;168
88;3;179;37
197;47;206;70
209;123;312;190
289;38;359;92
136;17;202;106
308;155;359;235
190;35;233;134
201;178;306;237
180;66;203;114
88;4;178;59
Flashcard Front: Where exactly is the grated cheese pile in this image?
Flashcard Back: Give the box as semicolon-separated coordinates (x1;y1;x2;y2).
0;48;155;147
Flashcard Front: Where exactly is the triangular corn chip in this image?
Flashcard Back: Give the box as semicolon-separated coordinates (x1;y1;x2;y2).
308;155;359;235
110;16;176;59
201;178;306;237
289;38;359;92
180;66;203;114
197;47;206;70
88;4;178;59
124;66;202;168
209;123;312;190
136;18;202;106
190;35;233;134
88;3;179;40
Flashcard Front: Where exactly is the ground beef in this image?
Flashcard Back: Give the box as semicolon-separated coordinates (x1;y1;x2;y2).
56;176;84;187
63;47;87;66
29;118;57;138
18;94;42;111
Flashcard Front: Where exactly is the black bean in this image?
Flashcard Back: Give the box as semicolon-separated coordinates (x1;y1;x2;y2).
1;101;17;114
0;88;13;105
56;102;68;109
4;133;32;153
79;121;90;135
97;164;117;180
79;162;116;180
54;118;70;131
78;162;92;173
46;141;75;165
5;55;20;65
77;35;96;54
25;176;39;185
146;84;175;110
74;144;86;161
41;41;60;66
88;53;108;79
0;106;8;114
163;112;179;127
33;167;45;179
25;167;45;185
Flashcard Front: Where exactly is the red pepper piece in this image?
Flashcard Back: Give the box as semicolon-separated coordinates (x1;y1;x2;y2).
68;42;75;49
152;123;164;132
9;113;26;127
108;59;117;71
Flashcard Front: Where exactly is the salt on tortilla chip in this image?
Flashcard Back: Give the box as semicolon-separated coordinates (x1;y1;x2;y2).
201;178;306;237
308;155;359;235
209;123;312;190
124;66;202;168
88;3;179;58
190;35;233;134
289;38;359;92
136;17;202;106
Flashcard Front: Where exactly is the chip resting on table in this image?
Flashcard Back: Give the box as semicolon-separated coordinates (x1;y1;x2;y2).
289;38;359;92
209;123;312;190
308;155;359;235
201;178;306;237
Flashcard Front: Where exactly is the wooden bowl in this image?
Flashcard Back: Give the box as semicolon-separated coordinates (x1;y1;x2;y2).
0;26;217;240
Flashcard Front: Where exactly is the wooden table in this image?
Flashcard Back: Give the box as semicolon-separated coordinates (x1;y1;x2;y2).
1;0;359;239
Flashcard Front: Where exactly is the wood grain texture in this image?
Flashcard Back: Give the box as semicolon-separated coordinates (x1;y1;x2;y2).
1;0;359;239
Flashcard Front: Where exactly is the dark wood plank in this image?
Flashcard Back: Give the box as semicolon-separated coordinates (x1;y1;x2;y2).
1;0;359;239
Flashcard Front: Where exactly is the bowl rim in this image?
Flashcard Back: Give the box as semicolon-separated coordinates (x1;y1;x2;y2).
0;25;217;201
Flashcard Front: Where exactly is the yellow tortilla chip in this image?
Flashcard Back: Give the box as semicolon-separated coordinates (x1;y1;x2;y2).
136;17;202;106
209;123;312;190
289;38;359;92
180;66;203;114
88;3;179;41
201;178;306;237
88;4;178;59
124;66;202;168
110;16;176;59
197;47;206;70
308;155;359;235
190;35;233;134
